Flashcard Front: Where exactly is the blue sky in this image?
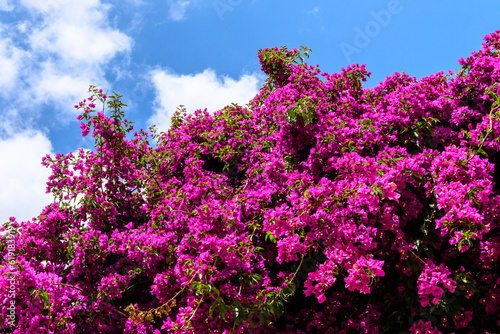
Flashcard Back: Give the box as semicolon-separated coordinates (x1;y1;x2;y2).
0;0;499;224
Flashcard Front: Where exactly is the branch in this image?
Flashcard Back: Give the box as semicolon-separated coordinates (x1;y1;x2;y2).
53;283;129;319
465;105;499;164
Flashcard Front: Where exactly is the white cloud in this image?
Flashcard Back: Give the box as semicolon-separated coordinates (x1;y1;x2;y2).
19;0;71;14
25;60;108;114
0;0;13;11
126;0;146;6
149;68;263;131
27;1;132;64
0;130;54;225
307;7;319;15
168;0;192;21
1;0;134;115
0;27;26;89
0;0;132;111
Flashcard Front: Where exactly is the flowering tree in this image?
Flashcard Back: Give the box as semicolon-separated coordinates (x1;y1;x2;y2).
1;32;500;333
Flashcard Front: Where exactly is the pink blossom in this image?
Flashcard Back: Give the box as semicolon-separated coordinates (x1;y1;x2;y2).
79;121;90;136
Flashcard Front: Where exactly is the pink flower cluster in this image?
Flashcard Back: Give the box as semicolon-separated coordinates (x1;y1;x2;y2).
345;255;384;294
1;32;500;333
416;261;456;307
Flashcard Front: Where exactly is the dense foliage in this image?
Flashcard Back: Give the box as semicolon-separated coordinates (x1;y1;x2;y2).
1;31;500;333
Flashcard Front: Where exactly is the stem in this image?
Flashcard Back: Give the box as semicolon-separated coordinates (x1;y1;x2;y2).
465;105;498;164
290;254;305;282
180;293;205;331
122;280;150;293
54;283;90;296
53;283;129;319
113;308;129;318
409;249;426;265
131;269;202;323
165;204;191;215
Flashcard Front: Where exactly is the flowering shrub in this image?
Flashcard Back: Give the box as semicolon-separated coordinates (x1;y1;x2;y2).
1;32;500;333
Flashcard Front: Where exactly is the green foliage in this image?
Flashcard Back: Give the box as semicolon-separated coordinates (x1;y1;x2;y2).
286;96;319;126
258;45;312;88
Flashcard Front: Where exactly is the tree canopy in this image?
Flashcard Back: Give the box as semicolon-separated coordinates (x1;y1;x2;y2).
1;31;500;333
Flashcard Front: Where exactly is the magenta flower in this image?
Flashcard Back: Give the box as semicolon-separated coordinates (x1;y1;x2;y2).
384;182;400;201
417;261;456;307
79;121;90;136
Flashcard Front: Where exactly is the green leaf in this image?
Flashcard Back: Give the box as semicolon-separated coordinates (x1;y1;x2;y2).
40;291;50;308
478;149;488;157
259;309;270;325
269;299;284;319
209;301;218;319
219;303;228;321
265;231;277;243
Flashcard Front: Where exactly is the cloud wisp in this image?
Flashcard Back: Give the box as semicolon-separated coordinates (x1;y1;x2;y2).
149;68;263;131
0;129;54;225
1;0;132;118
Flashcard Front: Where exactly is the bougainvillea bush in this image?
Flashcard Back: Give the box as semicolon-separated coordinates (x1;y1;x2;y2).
2;31;500;334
